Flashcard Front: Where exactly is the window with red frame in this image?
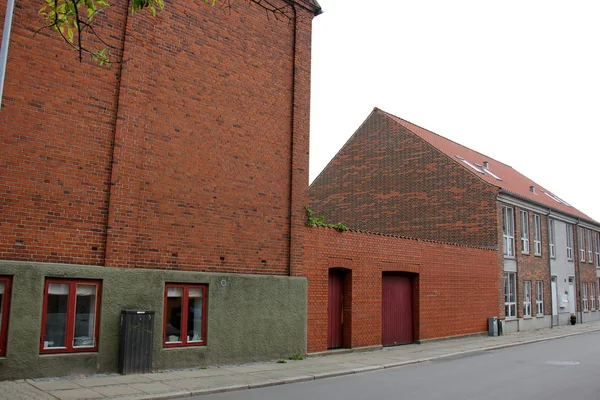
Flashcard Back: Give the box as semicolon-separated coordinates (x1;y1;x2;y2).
164;284;207;347
41;279;101;353
0;276;12;356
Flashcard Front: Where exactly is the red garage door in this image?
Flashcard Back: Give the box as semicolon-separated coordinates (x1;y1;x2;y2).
382;274;414;346
328;270;344;349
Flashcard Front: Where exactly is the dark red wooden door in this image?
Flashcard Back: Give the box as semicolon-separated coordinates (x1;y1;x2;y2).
382;274;413;346
328;270;344;349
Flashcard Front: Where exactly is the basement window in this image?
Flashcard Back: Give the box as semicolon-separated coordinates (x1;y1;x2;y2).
41;279;101;353
164;284;207;347
0;276;12;357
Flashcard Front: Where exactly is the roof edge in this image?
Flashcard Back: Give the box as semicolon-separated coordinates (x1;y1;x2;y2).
308;225;499;252
499;189;599;226
289;0;323;15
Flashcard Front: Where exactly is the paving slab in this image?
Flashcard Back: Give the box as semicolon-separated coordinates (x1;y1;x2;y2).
28;379;82;391
0;381;56;400
130;381;180;394
145;372;185;382
171;368;231;378
110;374;155;384
162;378;211;390
73;377;121;388
91;384;143;397
248;369;315;380
48;387;105;399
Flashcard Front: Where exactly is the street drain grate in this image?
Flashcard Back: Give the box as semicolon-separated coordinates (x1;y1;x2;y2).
546;361;580;366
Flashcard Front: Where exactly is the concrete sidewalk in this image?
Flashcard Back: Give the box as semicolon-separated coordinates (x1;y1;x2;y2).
4;321;600;400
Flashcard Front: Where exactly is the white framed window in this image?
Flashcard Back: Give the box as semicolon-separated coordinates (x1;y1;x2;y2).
566;224;574;261
583;283;589;311
595;232;600;267
587;230;593;263
548;219;556;259
523;281;531;317
503;206;515;257
591;283;597;310
520;211;529;254
579;227;585;262
504;272;517;318
533;214;542;256
535;281;544;316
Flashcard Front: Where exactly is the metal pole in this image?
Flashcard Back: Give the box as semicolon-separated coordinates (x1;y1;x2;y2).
0;0;16;110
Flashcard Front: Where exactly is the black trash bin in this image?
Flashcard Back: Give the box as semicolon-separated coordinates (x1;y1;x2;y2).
119;310;155;375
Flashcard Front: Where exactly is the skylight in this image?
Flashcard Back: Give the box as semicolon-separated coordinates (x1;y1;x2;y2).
456;156;502;180
542;190;572;207
456;156;484;174
481;166;502;181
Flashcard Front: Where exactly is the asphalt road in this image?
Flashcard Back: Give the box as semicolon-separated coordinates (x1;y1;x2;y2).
196;331;600;400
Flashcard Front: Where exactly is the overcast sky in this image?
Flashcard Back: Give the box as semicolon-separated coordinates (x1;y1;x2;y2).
309;1;600;222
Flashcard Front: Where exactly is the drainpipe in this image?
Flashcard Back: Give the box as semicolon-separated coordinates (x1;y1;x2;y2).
575;218;583;323
286;1;297;277
102;0;131;265
0;0;15;109
546;209;554;328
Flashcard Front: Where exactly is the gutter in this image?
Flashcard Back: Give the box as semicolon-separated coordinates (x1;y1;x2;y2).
0;0;15;109
498;189;599;227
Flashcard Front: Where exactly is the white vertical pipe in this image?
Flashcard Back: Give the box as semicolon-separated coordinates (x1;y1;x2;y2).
0;0;16;110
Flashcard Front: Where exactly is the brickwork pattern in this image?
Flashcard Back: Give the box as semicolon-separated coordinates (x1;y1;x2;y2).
309;110;500;248
1;0;315;275
305;227;500;353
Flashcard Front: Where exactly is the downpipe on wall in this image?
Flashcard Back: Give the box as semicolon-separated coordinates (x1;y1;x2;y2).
0;0;15;110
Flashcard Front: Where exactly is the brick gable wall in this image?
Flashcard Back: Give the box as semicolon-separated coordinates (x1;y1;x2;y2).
0;0;314;274
309;110;499;248
305;227;500;353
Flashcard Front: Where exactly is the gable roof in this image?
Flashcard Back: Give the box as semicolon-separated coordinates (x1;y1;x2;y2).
377;108;597;224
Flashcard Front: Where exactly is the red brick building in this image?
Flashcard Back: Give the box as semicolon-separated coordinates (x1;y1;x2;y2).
310;108;600;336
0;0;321;380
304;227;498;353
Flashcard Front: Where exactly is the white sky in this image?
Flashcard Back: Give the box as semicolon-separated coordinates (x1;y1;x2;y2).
309;1;600;222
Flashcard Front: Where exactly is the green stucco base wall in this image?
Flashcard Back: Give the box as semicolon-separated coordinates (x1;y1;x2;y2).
0;261;307;380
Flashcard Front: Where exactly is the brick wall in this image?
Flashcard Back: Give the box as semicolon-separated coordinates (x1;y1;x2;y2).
0;0;127;264
1;0;315;274
309;109;499;248
305;226;500;353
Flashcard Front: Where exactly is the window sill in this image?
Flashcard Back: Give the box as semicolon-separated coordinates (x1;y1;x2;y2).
534;254;542;257
505;317;517;321
521;252;530;256
536;314;545;318
522;316;532;320
163;344;207;350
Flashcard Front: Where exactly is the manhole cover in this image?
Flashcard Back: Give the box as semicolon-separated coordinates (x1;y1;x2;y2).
546;361;580;366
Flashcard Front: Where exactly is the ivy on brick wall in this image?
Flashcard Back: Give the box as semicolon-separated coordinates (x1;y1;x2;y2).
305;207;347;232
